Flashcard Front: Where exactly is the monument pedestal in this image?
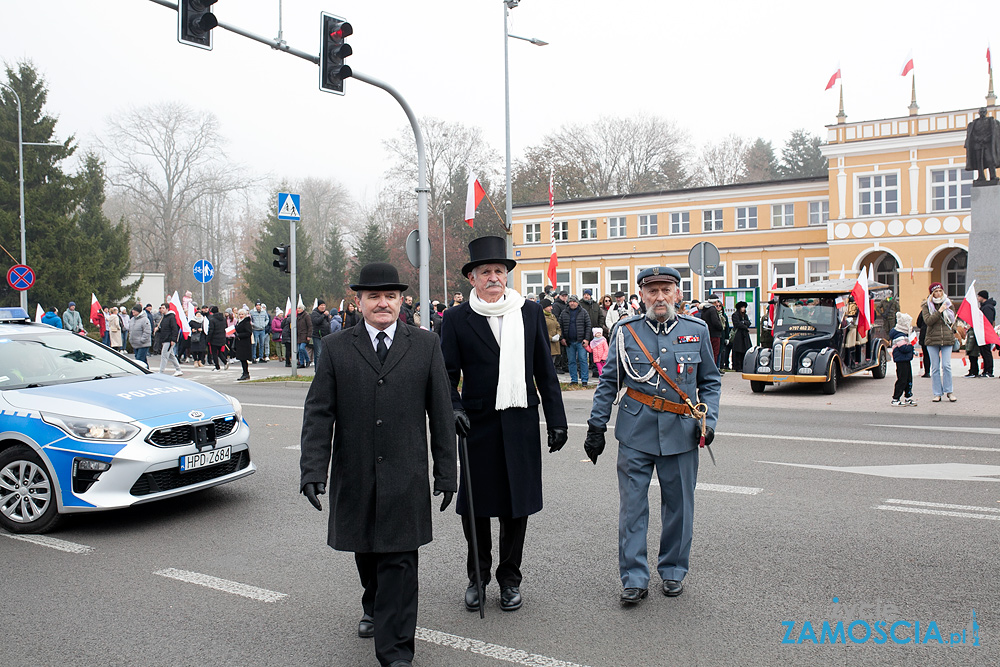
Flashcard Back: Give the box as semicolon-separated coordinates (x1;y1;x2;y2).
969;185;1000;298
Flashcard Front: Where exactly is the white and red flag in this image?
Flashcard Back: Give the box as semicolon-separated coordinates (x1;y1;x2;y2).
89;293;103;326
546;166;558;289
168;291;191;340
900;50;914;76
465;172;486;228
850;266;872;339
957;281;1000;346
988;43;992;71
34;303;44;323
825;64;841;91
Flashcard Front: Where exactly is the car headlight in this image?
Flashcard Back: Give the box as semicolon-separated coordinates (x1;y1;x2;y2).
800;357;813;368
223;394;243;422
41;413;140;441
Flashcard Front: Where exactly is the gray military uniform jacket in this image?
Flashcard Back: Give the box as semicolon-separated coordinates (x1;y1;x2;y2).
589;314;721;456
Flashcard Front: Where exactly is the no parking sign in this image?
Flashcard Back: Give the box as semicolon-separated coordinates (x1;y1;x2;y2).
7;264;35;291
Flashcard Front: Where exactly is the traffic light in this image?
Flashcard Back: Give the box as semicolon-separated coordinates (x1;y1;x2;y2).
320;12;353;95
273;245;289;273
178;0;219;50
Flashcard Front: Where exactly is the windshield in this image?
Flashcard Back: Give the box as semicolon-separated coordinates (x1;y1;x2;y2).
0;330;146;390
774;296;839;332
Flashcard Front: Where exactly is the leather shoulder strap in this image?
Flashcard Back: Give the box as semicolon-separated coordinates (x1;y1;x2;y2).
624;323;692;406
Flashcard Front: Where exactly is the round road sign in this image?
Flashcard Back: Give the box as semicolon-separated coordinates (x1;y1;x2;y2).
7;264;35;291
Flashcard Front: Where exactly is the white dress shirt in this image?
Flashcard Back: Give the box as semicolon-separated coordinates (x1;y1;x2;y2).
364;320;397;351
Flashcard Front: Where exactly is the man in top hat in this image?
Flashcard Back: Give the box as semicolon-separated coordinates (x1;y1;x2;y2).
439;236;568;613
299;262;456;667
584;266;721;605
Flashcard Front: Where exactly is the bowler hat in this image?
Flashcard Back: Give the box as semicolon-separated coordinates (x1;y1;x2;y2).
461;236;516;276
350;262;409;292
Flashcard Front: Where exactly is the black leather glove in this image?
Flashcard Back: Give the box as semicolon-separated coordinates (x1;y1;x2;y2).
547;427;568;453
302;482;326;511
454;409;471;437
434;488;453;512
584;424;606;465
703;426;715;447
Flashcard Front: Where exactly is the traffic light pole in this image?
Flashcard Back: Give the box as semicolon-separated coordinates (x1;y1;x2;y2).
289;221;297;377
150;0;431;327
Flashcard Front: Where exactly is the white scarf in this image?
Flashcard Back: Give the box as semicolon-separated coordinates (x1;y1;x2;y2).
470;287;527;410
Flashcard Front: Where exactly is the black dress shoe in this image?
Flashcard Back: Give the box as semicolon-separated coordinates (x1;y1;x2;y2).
358;613;374;638
465;582;484;612
500;586;522;611
662;579;684;597
620;587;648;605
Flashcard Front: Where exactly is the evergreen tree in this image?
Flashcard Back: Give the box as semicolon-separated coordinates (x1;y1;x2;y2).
351;220;389;275
322;225;350;305
241;188;323;310
743;138;779;182
778;129;827;179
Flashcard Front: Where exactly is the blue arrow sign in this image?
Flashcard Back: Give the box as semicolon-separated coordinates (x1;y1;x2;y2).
193;259;215;283
277;192;301;221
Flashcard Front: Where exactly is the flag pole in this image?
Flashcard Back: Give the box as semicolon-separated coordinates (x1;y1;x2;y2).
481;189;507;229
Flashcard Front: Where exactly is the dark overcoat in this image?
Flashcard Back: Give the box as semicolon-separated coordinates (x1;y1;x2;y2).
233;317;253;361
439;299;567;518
299;322;457;553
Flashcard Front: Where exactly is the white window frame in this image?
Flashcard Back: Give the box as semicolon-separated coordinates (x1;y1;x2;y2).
769;259;798;289
579;218;598;240
943;248;967;301
555;270;571;294
855;170;900;217
806;259;829;283
669;211;690;234
771;203;794;228
638;214;658;236
703;263;726;295
606;267;630;295
521;271;543;295
553;220;569;241
735;261;761;289
524;222;541;244
703;208;723;232
577;268;600;297
808;201;829;226
677;267;693;301
928;167;973;212
608;216;627;238
736;206;758;230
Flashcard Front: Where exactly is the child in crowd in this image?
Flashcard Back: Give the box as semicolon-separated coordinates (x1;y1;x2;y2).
589;326;609;377
890;312;917;406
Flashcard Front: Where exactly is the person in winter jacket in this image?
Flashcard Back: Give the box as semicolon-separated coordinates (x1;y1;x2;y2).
153;304;182;376
207;305;229;371
588;326;609;376
558;294;593;384
542;299;561;364
271;308;284;361
41;307;62;329
976;290;996;377
730;301;753;372
342;301;361;328
128;304;152;364
919;282;957;402
889;312;916;406
296;305;311;368
233;309;253;381
310;301;333;367
62;302;84;333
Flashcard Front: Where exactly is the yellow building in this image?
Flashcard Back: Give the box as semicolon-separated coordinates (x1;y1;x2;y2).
511;99;989;319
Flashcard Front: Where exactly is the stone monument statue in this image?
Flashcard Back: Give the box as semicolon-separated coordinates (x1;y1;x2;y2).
965;107;1000;184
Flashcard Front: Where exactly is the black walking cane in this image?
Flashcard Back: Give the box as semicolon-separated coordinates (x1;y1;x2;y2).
458;434;485;618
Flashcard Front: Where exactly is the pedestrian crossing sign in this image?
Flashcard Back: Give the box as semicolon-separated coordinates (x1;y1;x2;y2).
277;193;301;221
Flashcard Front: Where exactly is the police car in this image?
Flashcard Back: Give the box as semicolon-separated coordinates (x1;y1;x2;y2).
0;308;254;534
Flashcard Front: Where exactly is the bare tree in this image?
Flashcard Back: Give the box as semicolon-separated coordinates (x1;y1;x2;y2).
101;102;244;289
295;176;354;261
698;134;751;186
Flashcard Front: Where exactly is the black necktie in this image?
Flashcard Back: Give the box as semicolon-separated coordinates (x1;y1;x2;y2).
375;331;389;364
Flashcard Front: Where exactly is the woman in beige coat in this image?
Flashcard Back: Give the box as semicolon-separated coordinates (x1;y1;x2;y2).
107;307;123;350
919;282;957;402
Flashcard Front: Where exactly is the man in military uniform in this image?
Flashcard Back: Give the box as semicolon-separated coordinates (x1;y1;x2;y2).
584;266;721;605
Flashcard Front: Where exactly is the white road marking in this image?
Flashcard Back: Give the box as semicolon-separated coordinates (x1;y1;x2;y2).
760;461;1000;482
647;479;762;494
865;423;1000;435
884;498;1000;513
154;568;288;602
875;505;1000;522
416;627;591;667
242;402;303;410
726;432;1000;453
284;445;300;451
1;533;93;553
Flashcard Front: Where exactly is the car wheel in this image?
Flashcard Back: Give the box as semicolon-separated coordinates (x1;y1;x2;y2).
821;365;839;395
750;380;766;394
871;347;888;379
0;445;62;534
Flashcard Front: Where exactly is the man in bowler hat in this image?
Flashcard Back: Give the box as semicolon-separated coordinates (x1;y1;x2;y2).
299;262;456;667
439;236;568;612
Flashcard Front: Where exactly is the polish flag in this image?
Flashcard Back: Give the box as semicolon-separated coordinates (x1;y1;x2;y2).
34;304;44;323
89;293;103;326
900;50;914;76
168;290;191;340
956;281;1000;346
825;65;841;91
546;168;558;289
988;44;992;71
465;172;485;228
285;296;292;317
850;266;872;339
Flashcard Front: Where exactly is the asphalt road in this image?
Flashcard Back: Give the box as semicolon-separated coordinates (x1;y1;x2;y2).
4;368;999;666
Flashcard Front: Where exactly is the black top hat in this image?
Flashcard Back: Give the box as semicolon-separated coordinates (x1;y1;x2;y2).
350;262;409;292
461;236;517;276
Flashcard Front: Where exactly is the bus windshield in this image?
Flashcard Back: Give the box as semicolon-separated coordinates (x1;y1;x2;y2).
773;296;839;332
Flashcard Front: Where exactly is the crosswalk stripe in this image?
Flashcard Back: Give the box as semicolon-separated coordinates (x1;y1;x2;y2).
154;568;288;602
416;627;591;667
875;505;1000;522
1;533;93;553
884;498;1000;513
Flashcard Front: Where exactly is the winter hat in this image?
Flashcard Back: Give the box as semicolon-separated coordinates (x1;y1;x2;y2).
895;312;913;333
568;294;580;303
540;298;553;309
928;282;943;294
978;290;990;299
592;327;603;337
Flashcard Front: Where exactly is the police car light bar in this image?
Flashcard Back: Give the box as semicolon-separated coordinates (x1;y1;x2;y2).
0;307;30;321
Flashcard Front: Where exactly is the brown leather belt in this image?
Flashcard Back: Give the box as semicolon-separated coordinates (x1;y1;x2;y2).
625;387;690;415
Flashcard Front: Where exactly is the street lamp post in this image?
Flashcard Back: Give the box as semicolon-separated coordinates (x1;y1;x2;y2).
503;0;548;260
0;82;27;312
